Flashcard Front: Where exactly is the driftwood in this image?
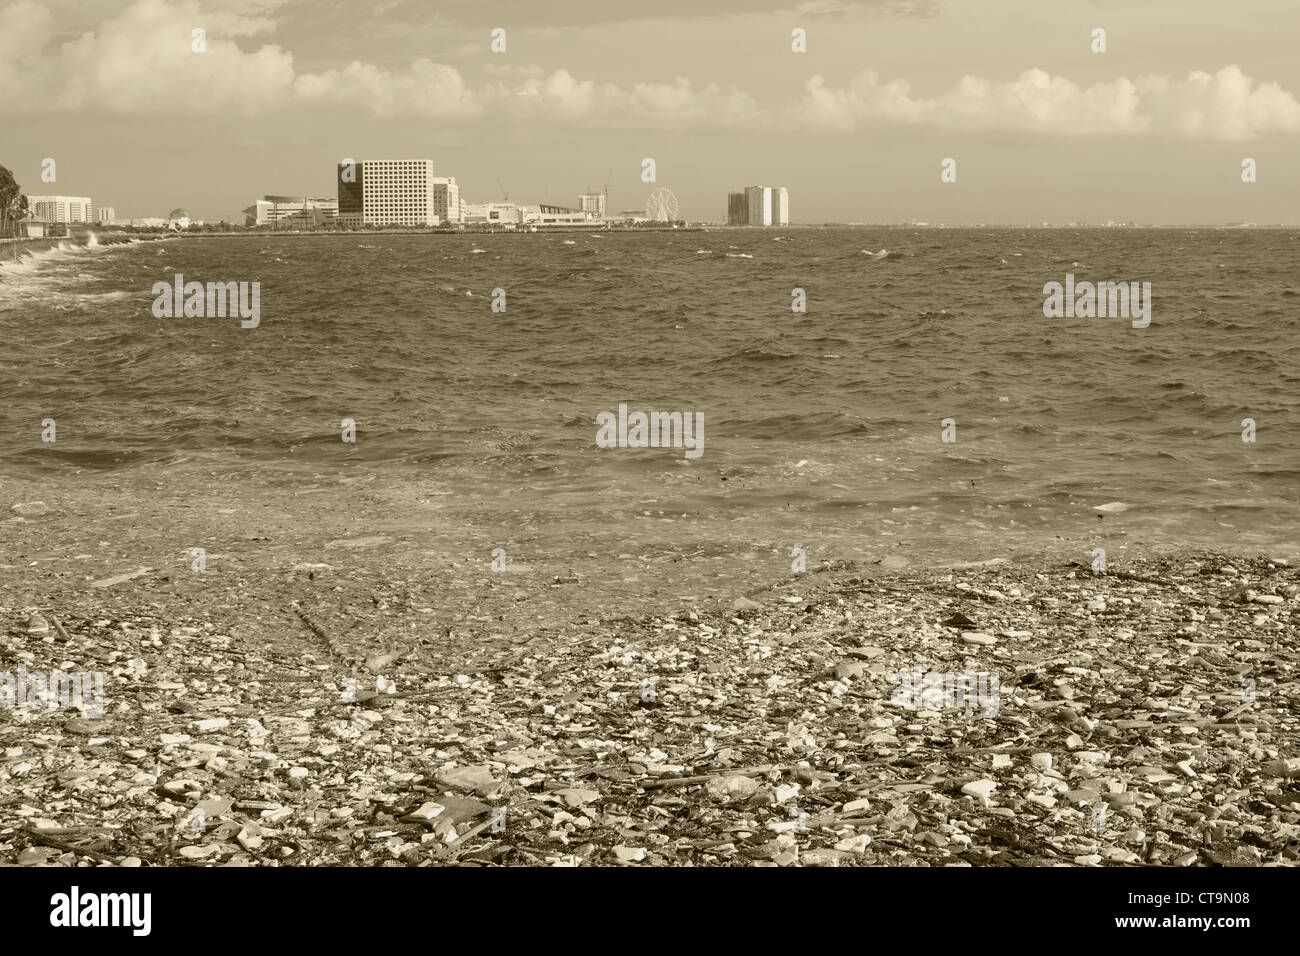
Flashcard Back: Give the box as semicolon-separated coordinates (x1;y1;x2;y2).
640;765;779;790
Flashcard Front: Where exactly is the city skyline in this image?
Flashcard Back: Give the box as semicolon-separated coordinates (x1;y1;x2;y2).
1;0;1297;224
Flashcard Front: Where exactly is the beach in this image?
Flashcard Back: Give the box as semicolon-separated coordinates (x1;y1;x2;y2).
2;524;1297;865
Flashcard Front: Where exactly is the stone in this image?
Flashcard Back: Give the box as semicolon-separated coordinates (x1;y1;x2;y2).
435;764;500;796
962;632;997;645
733;597;762;612
705;774;761;803
1030;753;1053;771
11;501;50;517
961;779;997;804
405;801;446;823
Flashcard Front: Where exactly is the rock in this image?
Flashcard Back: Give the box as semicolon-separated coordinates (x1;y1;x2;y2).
991;753;1013;770
733;597;762;612
1264;758;1300;778
834;834;871;853
613;846;645;863
193;718;229;734
829;661;868;680
705;774;761;803
178;845;220;859
405;801;446;823
1092;502;1130;514
324;535;393;549
880;555;909;569
801;848;847;866
961;779;997;804
11;501;50;517
26;613;51;634
436;764;500;796
962;632;996;645
552;788;600;808
90;567;151;588
1030;753;1053;771
942;612;978;629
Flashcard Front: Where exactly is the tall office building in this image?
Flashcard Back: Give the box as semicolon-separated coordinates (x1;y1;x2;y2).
727;191;748;225
431;177;461;224
335;159;439;226
729;186;789;226
337;162;364;227
27;195;94;223
772;187;789;226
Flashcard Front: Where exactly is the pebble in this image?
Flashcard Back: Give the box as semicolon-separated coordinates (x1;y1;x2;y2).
961;632;997;645
11;501;50;517
961;779;997;804
406;801;446;822
1030;753;1053;771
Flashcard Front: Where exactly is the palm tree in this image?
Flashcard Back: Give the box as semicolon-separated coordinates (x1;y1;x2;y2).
0;163;27;238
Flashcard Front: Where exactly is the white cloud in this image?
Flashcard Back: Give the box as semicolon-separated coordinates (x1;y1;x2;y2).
0;0;757;127
795;65;1300;139
2;1;1296;140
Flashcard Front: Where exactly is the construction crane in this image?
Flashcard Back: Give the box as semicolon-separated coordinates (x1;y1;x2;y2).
495;178;509;202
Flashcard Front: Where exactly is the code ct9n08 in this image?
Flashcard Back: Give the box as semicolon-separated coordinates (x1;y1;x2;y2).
1197;893;1249;904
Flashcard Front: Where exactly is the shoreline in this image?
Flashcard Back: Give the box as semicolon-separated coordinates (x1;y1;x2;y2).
2;549;1296;866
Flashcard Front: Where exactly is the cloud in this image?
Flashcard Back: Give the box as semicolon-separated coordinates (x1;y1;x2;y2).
0;0;758;127
794;65;1300;139
2;1;1297;141
294;59;483;119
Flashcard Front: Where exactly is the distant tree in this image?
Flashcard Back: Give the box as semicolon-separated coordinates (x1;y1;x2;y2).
0;163;24;237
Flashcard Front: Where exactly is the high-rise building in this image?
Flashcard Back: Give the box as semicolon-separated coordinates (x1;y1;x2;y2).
745;186;771;227
27;196;94;223
337;162;364;227
729;186;789;226
93;206;116;224
431;177;461;224
579;191;606;219
772;187;789;226
335;159;439;226
727;191;748;225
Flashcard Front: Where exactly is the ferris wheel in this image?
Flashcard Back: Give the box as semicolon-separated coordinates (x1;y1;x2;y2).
646;187;679;222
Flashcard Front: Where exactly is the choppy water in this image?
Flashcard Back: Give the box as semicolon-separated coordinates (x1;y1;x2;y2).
2;228;1298;566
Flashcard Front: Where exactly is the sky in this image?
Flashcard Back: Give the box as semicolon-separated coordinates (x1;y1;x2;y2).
1;0;1297;223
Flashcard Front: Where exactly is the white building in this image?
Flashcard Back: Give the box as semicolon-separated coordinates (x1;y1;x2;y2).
27;195;94;223
248;196;338;227
578;191;606;219
361;159;437;226
463;202;522;225
740;186;789;226
520;204;590;225
431;177;461;224
93;206;116;224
